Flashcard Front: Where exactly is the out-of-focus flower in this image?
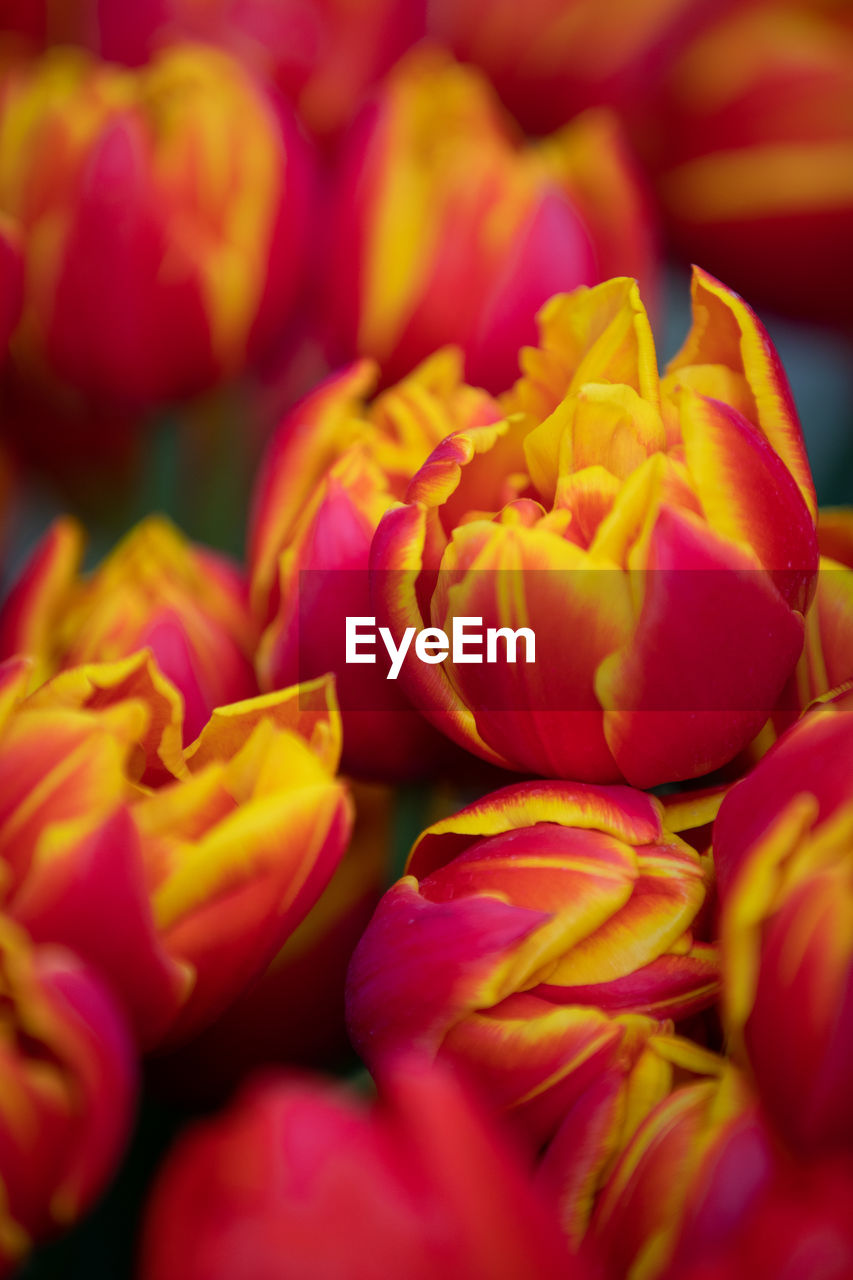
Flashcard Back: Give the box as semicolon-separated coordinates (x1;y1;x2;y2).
714;699;853;1157
84;0;427;144
673;1157;853;1280
588;1066;778;1280
249;349;504;778
372;268;818;787
650;3;853;326
0;43;313;405
151;781;393;1099
0;653;353;1050
347;780;718;1148
0;916;135;1277
325;47;657;393
429;0;725;136
139;1057;581;1280
0;515;258;742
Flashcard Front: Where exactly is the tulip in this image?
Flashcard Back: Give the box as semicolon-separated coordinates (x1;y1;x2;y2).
0;514;258;742
0;42;313;405
150;781;394;1098
0;916;135;1276
347;780;719;1149
371;267;818;787
714;699;853;1157
139;1057;581;1280
588;1066;778;1280
324;46;657;393
429;0;723;136
249;348;505;778
0;652;353;1050
84;0;427;144
650;3;853;326
537;1032;724;1245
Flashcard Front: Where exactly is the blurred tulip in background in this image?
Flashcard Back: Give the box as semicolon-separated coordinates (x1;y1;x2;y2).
429;0;724;136
324;46;657;392
648;1;853;328
140;1058;580;1280
0;42;313;408
35;0;428;145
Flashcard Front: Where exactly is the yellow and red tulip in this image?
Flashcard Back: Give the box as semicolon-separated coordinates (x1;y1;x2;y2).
714;698;853;1157
371;267;818;786
0;652;353;1050
0;42;313;405
651;2;853;326
0;514;258;742
346;780;718;1147
0;917;135;1277
152;780;394;1098
249;348;504;778
324;46;657;392
588;1066;777;1280
537;1031;723;1246
139;1057;582;1280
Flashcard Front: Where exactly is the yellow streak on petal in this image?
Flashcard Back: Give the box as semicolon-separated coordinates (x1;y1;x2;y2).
720;793;817;1036
661;142;853;222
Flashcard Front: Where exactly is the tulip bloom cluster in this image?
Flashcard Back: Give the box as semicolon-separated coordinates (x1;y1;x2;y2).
1;0;851;1268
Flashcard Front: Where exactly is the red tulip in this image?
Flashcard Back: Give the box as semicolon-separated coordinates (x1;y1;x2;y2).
714;699;853;1157
0;43;313;405
0;918;135;1276
0;653;353;1051
347;780;718;1149
139;1058;582;1280
371;268;817;786
0;515;258;743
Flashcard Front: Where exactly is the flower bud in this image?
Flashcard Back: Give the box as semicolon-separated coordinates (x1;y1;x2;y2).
372;268;817;786
347;780;718;1147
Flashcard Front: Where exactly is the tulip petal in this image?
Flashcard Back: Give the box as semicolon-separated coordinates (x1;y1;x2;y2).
597;504;805;787
667;266;816;520
408;779;664;878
